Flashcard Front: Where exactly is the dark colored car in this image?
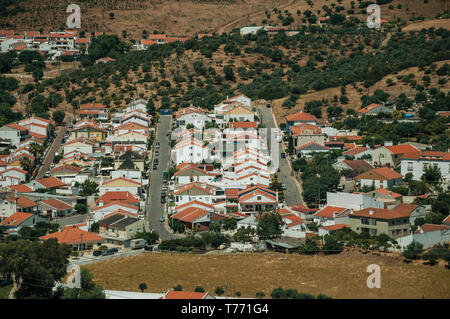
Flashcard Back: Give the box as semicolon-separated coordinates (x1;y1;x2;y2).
93;250;103;256
281;153;286;159
160;196;166;204
153;164;158;170
154;159;159;165
102;250;114;256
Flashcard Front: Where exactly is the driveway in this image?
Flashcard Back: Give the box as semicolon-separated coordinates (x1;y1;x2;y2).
146;115;175;241
257;103;304;206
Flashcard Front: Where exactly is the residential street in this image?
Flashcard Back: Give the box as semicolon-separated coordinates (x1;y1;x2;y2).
257;103;304;206
36;114;71;179
146;115;175;241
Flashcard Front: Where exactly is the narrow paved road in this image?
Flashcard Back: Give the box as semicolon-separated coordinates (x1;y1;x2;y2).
36;115;71;179
257;103;304;206
146;115;175;241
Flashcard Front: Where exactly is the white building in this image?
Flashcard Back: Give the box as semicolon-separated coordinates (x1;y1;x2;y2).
401;151;450;190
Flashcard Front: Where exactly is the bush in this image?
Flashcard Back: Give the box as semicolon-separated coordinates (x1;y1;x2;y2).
402;241;423;260
322;237;343;255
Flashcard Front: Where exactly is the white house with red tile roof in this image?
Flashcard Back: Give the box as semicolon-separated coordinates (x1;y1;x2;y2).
222;104;255;123
119;112;152;128
313;206;352;226
343;146;372;159
173;163;214;184
171;207;212;230
50;164;86;185
17;116;50;139
397;223;450;249
99;177;142;197
0;168;27;186
174;200;215;213
0;123;29;147
371;143;420;167
63;137;96;155
175;106;212;129
1;212;44;232
38;198;73;218
172;137;211;166
49;31;76;49
97;191;140;207
29;177;67;191
7;184;33;193
358;103;392;116
238;185;278;213
174;182;217;206
400;151;450;190
355;166;403;189
290;123;324;147
93;201;139;221
295;142;330;157
285;111;318;132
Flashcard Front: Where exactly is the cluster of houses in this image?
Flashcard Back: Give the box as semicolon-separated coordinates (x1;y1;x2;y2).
0;116;52;187
168;95;282;232
0;29;107;60
0;99;156;249
275;107;450;250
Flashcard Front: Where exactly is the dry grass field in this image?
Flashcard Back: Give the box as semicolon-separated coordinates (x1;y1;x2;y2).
85;250;450;299
2;0;446;38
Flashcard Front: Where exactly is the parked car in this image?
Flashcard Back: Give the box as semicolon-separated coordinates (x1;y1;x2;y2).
160;196;166;204
154;159;159;165
155;151;159;156
45;171;51;177
93;250;103;257
337;184;344;191
102;249;115;256
153;164;158;170
281;153;286;159
159;216;165;222
281;184;287;190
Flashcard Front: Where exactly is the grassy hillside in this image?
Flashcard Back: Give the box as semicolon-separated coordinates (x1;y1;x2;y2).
0;0;448;39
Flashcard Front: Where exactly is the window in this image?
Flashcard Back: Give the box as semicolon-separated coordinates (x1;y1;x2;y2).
407;162;413;172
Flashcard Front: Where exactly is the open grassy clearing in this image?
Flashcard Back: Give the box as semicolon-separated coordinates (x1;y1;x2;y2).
85;250;450;298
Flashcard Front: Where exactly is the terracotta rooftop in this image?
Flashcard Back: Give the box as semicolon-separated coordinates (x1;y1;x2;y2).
39;226;104;244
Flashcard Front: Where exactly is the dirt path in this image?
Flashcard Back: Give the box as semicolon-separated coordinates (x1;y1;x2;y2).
216;0;296;34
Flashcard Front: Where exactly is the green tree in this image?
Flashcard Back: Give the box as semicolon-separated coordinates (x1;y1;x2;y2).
300;238;320;255
223;66;235;82
402;241;423;261
80;180;98;196
256;291;266;299
62;268;105;299
138;282;147;292
52;110;65;126
74;203;87;215
322;236;343;255
173;285;182;291
194;286;205;293
215;286;224;296
421;166;441;185
133;231;159;245
257;212;284;239
0;239;71;298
